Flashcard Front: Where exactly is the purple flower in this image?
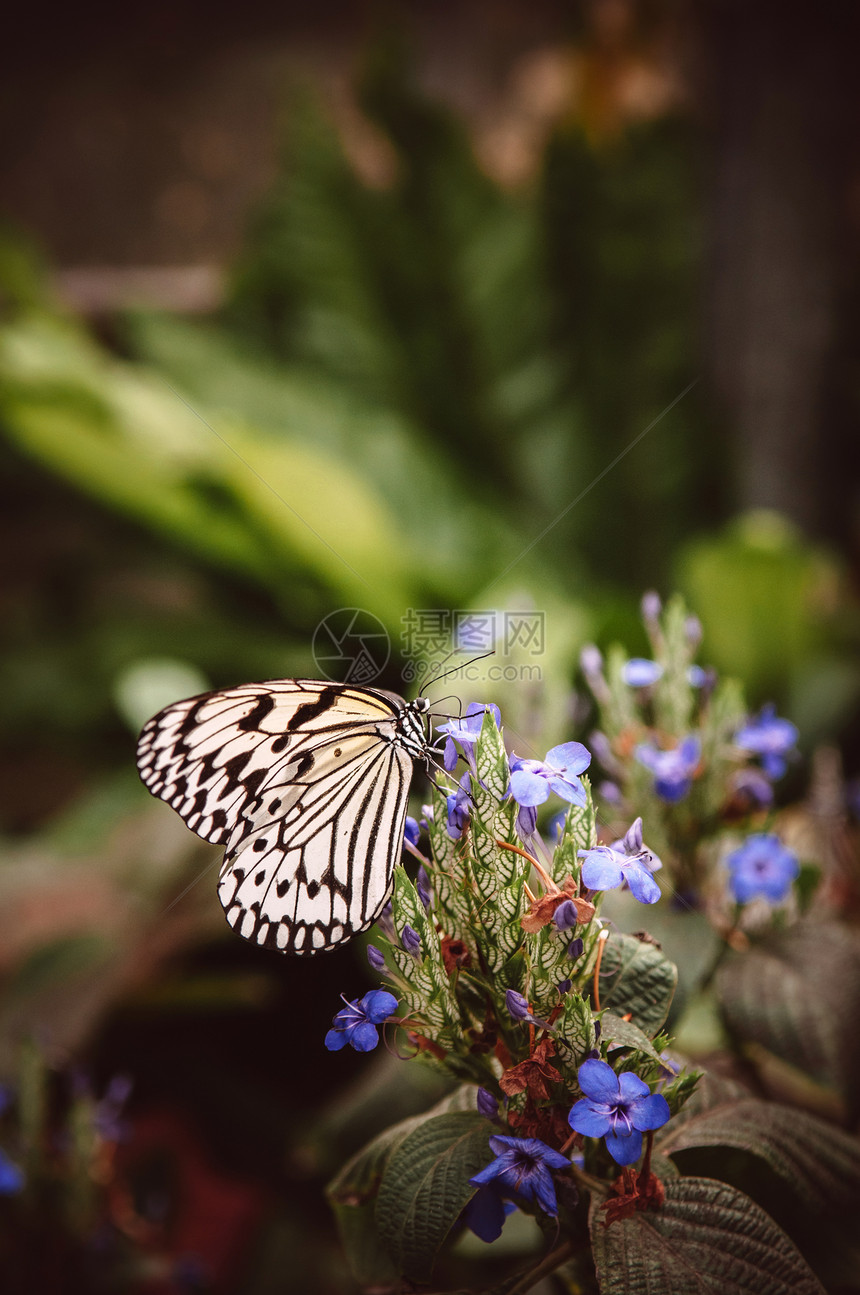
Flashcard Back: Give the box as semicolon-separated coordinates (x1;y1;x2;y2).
505;990;551;1028
514;801;538;843
416;864;432;909
579;819;661;904
567;937;584;960
687;665;707;687
404;816;421;848
477;1087;500;1120
641;591;662;624
554;899;580;931
635;736;700;802
735;704;798;780
509;743;591;809
620;658;663;687
469;1135;571;1218
367;944;386;971
446;771;472;840
728;767;774;811
0;1148;24;1195
725;833;799;904
568;1059;669;1165
579;846;660;904
93;1074;133;1142
437;703;501;772
684;615;703;647
402;924;422;957
580;644;604;678
324;989;399;1053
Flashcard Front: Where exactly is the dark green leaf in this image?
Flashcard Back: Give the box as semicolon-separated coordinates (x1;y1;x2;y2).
601;1013;661;1060
375;1111;493;1282
590;1176;824;1295
657;1078;860;1215
715;921;860;1120
597;933;677;1036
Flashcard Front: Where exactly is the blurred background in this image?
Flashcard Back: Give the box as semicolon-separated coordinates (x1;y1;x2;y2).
1;1;860;1290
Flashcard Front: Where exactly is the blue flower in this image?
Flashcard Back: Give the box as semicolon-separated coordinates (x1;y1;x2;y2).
579;818;661;904
725;833;799;904
0;1147;24;1195
568;1059;669;1165
735;704;798;779
460;1185;517;1241
621;658;663;687
446;771;472;840
403;816;421;848
437;703;501;772
635;736;700;802
324;989;399;1053
509;743;591;809
469;1135;571;1218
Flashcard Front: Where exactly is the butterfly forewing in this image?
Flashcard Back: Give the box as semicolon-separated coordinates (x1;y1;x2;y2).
136;679;428;955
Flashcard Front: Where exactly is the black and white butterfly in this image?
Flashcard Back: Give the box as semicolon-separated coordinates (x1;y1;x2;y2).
136;681;433;956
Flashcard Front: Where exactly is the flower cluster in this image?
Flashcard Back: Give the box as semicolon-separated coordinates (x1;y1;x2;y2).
579;592;801;908
323;697;695;1253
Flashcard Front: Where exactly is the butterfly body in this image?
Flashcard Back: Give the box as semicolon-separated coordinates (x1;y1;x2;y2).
137;681;432;955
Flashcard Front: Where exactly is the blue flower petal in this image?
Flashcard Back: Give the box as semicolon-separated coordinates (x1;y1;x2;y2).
546;742;592;775
623;860;661;904
324;1029;349;1051
617;1071;650;1101
360;990;399;1022
510;769;551;807
348;1022;382;1052
461;1185;510;1241
531;1165;559;1217
628;1092;671;1132
580;848;624;892
547;775;587;806
568;1098;612;1138
577;1058;621;1103
604;1128;644;1166
621;658;664;687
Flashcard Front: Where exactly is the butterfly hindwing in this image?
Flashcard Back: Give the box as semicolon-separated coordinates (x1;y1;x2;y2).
136;679;425;955
219;731;412;954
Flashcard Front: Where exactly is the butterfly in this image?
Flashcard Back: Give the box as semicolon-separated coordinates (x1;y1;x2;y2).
136;680;433;956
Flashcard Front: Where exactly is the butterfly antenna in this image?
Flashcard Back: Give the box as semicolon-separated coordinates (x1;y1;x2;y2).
422;650;495;693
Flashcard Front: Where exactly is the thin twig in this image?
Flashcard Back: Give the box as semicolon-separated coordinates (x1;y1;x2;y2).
592;929;610;1013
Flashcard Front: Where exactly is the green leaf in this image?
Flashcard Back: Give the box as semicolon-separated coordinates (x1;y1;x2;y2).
327;1114;424;1287
715;921;860;1120
601;1013;661;1061
597;933;677;1037
473;707;510;806
375;1111;493;1282
590;1176;825;1295
657;1076;860;1216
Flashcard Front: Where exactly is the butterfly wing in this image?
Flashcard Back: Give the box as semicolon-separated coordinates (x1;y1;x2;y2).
137;680;416;954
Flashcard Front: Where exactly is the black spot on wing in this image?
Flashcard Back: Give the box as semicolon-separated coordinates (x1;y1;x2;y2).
238;693;276;731
289;688;339;730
